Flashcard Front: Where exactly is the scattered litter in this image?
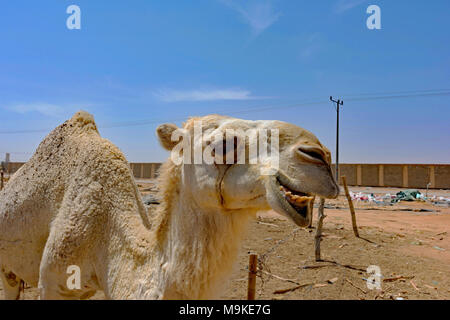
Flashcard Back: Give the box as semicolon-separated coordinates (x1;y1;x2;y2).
391;189;422;203
433;246;445;251
142;194;160;205
431;197;450;207
350;191;392;205
141;187;157;192
347;189;450;208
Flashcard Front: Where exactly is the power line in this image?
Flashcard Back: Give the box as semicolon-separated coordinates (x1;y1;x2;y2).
0;90;449;135
340;88;450;98
344;91;450;102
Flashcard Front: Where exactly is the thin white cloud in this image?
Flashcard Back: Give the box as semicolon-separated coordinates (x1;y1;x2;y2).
220;0;281;36
334;0;368;14
4;102;95;117
300;33;322;59
154;88;262;102
5;103;65;117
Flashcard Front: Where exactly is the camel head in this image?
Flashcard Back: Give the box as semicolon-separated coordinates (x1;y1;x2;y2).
156;115;339;227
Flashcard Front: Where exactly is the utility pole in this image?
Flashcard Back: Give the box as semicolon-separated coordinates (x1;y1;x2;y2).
330;96;343;181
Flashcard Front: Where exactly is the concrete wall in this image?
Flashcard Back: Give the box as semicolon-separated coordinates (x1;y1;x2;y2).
4;162;163;180
129;163;162;179
4;162;450;189
384;165;403;188
335;164;450;189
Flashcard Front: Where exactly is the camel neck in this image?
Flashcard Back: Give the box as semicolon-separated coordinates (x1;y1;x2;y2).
156;188;254;299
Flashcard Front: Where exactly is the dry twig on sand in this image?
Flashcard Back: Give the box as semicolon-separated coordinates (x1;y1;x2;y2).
260;270;300;285
315;198;326;261
345;278;367;294
341;176;359;237
301;260;366;272
383;275;414;282
273;283;312;295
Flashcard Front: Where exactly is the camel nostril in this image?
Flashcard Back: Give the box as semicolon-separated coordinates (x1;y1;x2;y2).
297;146;326;164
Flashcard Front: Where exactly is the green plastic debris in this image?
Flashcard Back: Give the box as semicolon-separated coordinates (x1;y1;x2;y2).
391;189;422;203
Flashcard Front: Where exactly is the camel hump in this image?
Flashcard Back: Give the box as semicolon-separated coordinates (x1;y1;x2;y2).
68;110;97;130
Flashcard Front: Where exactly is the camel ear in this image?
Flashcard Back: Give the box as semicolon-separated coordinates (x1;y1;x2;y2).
156;123;179;151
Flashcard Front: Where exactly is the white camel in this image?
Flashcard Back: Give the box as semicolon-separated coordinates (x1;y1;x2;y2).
0;111;338;299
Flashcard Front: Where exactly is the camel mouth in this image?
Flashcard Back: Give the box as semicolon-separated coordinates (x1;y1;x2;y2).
266;176;313;227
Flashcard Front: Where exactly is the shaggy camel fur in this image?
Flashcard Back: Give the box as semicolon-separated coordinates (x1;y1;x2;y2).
0;111;338;299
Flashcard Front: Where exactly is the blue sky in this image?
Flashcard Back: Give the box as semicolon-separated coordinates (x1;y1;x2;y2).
0;0;449;163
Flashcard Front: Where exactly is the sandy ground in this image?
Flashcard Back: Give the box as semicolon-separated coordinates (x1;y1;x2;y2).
1;182;449;300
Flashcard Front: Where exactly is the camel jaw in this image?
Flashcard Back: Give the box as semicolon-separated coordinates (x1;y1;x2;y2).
266;175;313;227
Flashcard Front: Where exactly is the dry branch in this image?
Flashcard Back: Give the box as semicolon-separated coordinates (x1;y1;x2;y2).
383;275;414;282
341;176;359;237
307;196;316;228
314;197;326;261
301;260;367;272
273;283;312;294
410;280;419;291
345;278;367;294
247;254;257;300
260;270;300;285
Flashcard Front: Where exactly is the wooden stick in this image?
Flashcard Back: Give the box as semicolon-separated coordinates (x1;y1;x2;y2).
302;261;366;272
341;176;359;237
307;196;316;228
314;197;326;261
0;170;3;191
345;278;367;294
260;270;300;285
383;275;414;282
274;283;312;294
247;254;257;300
410;280;419;291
